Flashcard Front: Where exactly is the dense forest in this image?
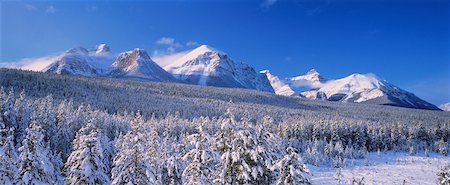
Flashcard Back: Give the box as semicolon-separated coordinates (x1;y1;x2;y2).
0;69;449;184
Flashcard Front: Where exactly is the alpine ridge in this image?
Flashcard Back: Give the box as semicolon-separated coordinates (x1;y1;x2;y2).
164;45;274;92
19;43;440;110
264;70;440;110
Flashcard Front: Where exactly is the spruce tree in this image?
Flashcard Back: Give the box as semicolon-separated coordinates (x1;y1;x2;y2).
16;120;58;184
0;128;19;185
64;123;111;185
272;147;311;185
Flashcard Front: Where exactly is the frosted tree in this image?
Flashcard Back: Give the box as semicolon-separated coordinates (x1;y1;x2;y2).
111;113;156;185
215;127;274;184
213;107;236;154
272;147;311;185
438;138;448;156
13;90;31;144
55;100;73;159
64;123;111;185
182;126;218;185
2;89;16;134
437;165;449;185
253;123;281;183
0;128;19;185
164;155;183;185
16;120;58;184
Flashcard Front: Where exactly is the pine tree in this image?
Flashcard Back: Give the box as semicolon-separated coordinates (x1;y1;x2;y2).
111;113;156;185
165;155;183;185
16;120;58;184
437;165;450;185
182;126;218;185
0;128;19;185
272;147;311;185
215;127;273;184
64;123;111;185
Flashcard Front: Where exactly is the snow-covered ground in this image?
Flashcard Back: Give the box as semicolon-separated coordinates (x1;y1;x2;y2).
309;152;450;185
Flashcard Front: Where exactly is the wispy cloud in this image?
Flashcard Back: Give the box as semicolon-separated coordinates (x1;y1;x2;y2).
156;37;182;48
24;3;37;11
152;51;189;68
154;36;200;56
306;7;322;16
186;41;200;47
261;0;278;8
0;55;61;72
46;5;56;14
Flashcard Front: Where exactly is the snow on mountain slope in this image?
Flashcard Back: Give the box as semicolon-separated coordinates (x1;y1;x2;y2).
308;73;440;110
164;45;274;92
109;48;175;82
88;43;116;73
43;44;115;76
43;47;98;76
319;73;384;100
287;69;327;92
260;70;295;96
439;103;450;111
94;43;111;55
262;69;440;110
42;44;175;82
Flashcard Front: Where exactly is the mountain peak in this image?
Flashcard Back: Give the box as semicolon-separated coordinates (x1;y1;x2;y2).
306;69;320;75
128;48;151;60
66;47;89;55
260;70;271;74
290;69;326;83
95;43;111;54
184;44;224;60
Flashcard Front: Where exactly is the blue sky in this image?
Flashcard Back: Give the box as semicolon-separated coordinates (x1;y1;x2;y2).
1;0;449;105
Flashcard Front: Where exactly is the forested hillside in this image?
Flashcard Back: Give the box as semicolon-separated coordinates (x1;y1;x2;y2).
0;68;449;184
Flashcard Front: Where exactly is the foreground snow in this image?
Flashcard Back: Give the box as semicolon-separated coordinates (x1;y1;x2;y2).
310;152;450;185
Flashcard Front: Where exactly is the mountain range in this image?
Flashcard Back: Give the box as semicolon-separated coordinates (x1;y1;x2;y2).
15;43;442;110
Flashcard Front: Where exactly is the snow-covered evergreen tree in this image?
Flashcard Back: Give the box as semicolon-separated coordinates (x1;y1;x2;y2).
16;120;59;184
272;147;311;185
437;165;449;185
111;113;156;185
64;122;110;185
182;126;218;185
0;128;19;185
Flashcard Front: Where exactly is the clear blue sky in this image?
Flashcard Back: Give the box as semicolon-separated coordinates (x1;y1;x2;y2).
1;0;449;105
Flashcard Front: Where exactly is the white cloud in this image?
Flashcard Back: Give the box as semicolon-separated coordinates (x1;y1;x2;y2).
186;41;200;47
24;4;37;11
152;51;189;68
0;55;61;72
46;5;56;14
156;37;182;48
261;0;277;8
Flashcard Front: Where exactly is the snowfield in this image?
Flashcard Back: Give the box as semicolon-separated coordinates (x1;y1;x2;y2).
310;152;450;185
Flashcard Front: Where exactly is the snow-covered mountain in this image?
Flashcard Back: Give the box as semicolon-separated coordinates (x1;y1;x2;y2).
263;70;440;110
108;48;175;81
42;44;176;82
260;70;294;96
43;47;98;76
439;103;450;111
287;69;327;92
26;43;441;110
164;45;274;92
